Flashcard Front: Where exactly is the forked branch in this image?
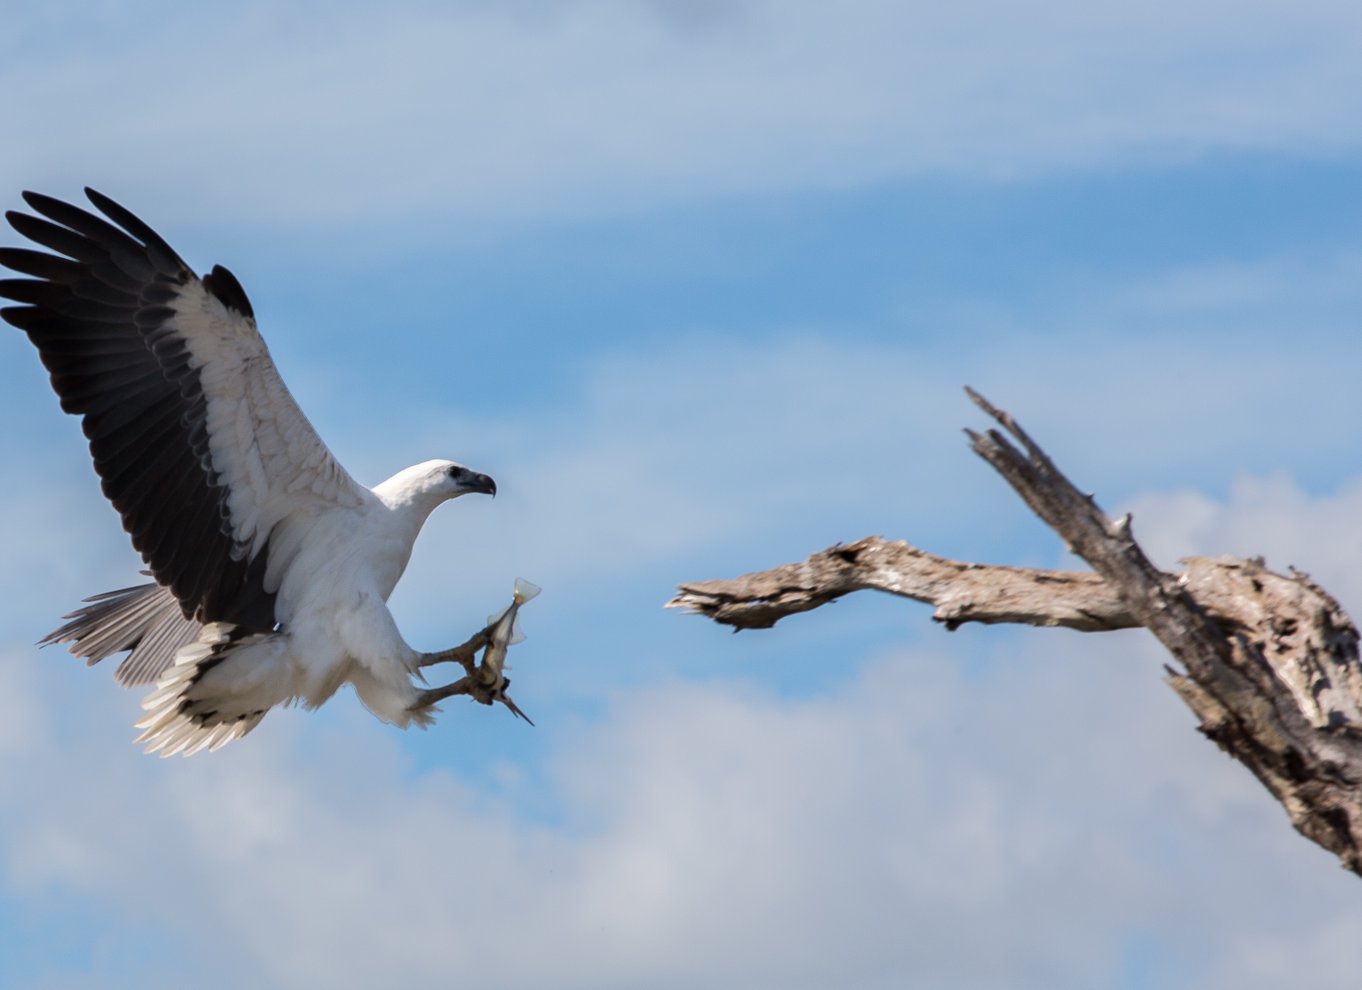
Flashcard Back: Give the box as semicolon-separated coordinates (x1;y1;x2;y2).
669;389;1362;876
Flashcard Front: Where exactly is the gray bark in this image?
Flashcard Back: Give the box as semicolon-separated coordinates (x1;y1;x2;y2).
668;389;1362;876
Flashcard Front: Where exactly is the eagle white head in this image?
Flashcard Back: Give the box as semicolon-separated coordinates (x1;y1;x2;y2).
373;459;497;510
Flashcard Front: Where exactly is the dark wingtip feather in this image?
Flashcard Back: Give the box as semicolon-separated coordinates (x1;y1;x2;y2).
1;309;29;331
83;188;135;227
23;190;73;216
82;188;190;274
201;264;254;320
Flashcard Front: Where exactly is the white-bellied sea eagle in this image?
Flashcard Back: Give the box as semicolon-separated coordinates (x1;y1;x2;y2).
0;189;514;756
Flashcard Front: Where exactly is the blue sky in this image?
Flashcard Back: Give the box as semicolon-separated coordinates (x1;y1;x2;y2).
2;2;1362;987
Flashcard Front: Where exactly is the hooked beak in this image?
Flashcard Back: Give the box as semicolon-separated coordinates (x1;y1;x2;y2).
465;471;497;497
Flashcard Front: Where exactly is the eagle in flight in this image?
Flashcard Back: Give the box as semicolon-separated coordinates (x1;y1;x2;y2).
1;189;513;756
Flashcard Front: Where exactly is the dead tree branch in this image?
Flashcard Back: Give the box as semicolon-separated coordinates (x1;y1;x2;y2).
668;389;1362;877
671;537;1140;632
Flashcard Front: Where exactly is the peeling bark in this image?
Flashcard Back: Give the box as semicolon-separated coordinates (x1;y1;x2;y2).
668;389;1362;876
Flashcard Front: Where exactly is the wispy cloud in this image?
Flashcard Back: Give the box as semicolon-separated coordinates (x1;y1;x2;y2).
8;292;1357;654
1126;473;1362;611
3;1;1360;229
5;612;1361;988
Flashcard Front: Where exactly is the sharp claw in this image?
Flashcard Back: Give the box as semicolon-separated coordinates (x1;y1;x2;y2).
415;582;538;725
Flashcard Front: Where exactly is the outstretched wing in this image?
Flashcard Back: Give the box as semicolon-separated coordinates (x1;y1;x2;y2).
0;188;367;630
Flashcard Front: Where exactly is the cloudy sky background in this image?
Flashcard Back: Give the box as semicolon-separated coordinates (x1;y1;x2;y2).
2;1;1362;986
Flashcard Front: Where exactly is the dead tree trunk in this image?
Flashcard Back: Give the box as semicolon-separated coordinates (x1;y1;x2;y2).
668;389;1362;876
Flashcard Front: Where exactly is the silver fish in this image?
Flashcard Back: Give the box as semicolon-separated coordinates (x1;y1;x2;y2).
478;577;540;723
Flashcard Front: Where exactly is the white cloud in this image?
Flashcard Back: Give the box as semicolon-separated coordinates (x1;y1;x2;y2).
5;618;1362;989
1;1;1359;230
1125;473;1362;613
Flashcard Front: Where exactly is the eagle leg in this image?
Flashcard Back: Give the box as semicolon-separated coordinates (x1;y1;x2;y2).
417;627;492;671
409;673;534;725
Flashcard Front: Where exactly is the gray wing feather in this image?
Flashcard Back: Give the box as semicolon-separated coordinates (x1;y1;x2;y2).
42;580;197;686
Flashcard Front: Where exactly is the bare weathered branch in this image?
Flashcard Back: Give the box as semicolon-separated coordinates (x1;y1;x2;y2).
670;389;1362;876
668;536;1138;631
